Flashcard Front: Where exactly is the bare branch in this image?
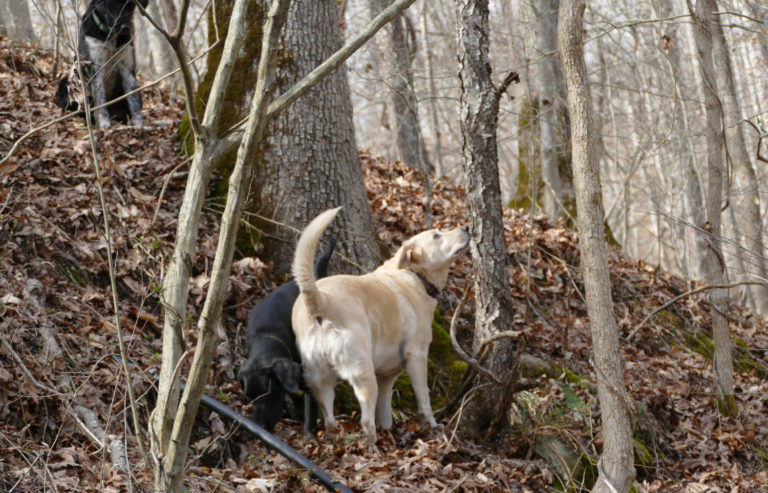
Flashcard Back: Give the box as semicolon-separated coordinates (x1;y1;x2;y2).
627;281;767;340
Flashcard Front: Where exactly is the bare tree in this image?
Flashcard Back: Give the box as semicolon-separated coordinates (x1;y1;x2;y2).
144;0;176;85
454;0;519;437
558;1;635;492
369;0;431;172
688;0;736;416
533;0;572;221
710;4;768;315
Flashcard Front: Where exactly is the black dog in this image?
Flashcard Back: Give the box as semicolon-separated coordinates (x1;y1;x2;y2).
56;0;147;127
238;239;337;432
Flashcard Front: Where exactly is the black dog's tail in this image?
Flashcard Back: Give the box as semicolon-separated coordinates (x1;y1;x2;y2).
314;236;337;279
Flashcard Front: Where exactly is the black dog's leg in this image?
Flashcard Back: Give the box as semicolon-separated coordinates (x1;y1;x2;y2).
116;47;143;126
304;393;318;434
81;37;113;128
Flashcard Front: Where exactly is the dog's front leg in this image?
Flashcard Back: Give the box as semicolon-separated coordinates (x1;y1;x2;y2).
375;374;398;429
89;68;112;128
116;53;143;127
406;353;437;426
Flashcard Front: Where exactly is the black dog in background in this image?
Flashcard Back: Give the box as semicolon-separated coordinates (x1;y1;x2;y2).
56;0;147;127
238;239;337;432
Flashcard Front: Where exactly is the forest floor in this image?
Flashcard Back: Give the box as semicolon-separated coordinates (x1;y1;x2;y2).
1;38;768;493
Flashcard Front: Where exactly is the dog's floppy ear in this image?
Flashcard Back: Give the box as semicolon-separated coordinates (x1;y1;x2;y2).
396;243;422;269
272;358;302;394
237;362;256;398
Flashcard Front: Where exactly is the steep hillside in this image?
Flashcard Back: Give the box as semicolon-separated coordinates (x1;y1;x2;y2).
1;38;767;492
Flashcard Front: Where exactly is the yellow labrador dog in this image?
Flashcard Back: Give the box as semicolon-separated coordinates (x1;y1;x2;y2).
291;207;469;446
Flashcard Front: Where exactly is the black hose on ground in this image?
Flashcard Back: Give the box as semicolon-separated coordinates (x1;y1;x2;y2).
134;365;353;493
190;385;354;493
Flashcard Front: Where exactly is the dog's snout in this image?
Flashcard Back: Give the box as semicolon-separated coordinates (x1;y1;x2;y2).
461;225;469;234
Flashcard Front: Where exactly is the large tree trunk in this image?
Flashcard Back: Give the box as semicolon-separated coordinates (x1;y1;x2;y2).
454;0;518;437
252;0;381;275
557;1;635;492
710;4;768;315
689;0;737;416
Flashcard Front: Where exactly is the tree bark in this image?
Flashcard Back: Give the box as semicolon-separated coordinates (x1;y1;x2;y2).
689;0;737;416
557;1;635;492
252;0;381;275
454;0;519;437
710;4;768;315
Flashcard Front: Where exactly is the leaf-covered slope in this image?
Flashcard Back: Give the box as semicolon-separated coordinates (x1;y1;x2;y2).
1;38;767;492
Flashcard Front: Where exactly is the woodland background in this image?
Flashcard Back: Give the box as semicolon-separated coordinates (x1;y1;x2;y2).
0;0;767;491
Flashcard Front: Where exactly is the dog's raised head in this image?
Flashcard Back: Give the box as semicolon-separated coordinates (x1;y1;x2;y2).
238;357;301;431
394;224;470;289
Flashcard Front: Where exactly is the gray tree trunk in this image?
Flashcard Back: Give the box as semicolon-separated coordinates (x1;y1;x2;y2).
0;0;36;42
689;0;737;416
370;0;431;172
533;0;571;221
420;3;444;177
711;5;768;315
558;1;635;492
253;0;381;275
659;0;706;280
145;0;176;84
454;0;518;437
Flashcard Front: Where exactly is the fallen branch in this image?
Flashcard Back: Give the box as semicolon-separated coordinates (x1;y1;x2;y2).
72;406;130;476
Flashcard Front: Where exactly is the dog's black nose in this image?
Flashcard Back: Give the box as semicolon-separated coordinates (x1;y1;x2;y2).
461;225;469;233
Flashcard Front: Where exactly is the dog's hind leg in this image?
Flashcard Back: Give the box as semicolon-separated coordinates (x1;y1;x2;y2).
347;363;379;448
405;353;437;426
309;377;338;435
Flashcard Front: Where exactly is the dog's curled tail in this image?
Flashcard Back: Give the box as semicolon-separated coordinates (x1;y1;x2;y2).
293;207;341;321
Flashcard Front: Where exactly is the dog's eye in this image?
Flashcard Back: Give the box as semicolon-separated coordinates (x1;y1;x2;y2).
433;233;441;240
